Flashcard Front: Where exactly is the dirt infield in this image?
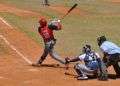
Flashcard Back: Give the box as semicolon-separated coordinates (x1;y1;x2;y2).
0;3;120;86
110;0;120;2
0;3;40;17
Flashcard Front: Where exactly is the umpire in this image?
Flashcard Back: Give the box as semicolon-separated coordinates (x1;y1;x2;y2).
97;36;120;78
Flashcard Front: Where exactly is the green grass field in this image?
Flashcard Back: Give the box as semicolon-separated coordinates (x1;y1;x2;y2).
0;0;120;56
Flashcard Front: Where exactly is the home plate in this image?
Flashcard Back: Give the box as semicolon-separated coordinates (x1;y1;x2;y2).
28;68;39;72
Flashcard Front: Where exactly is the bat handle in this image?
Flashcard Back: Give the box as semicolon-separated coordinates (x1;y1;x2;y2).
65;63;69;71
64;63;70;75
60;13;69;20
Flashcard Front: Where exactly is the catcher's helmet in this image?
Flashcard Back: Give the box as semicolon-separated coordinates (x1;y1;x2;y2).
97;36;107;46
39;18;47;27
82;44;91;53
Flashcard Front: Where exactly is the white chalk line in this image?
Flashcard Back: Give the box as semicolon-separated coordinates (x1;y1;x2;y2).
0;18;33;79
0;17;13;29
0;35;32;64
0;76;9;79
0;76;4;79
0;17;32;65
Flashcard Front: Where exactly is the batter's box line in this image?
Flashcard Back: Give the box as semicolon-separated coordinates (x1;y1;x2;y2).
0;17;13;29
0;35;32;65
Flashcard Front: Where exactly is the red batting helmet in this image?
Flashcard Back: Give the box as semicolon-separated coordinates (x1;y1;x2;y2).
39;18;47;27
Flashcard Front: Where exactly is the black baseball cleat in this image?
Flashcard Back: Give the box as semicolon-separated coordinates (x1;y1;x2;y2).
32;63;41;67
32;61;42;67
32;59;43;66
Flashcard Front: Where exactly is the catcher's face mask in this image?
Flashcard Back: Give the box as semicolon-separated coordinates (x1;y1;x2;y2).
82;45;91;53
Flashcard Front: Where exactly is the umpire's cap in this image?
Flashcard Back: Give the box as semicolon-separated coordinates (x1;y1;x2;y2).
97;36;107;46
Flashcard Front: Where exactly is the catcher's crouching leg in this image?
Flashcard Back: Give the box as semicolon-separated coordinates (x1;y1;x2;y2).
74;63;82;76
74;63;88;80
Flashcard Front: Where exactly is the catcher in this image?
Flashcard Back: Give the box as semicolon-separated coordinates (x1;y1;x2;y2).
32;18;66;66
66;44;108;80
97;36;120;78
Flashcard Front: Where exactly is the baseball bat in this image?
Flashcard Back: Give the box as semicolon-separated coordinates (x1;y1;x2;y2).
60;3;78;20
64;57;69;74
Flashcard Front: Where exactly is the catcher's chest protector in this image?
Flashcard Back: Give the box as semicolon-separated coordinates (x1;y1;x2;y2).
84;52;99;70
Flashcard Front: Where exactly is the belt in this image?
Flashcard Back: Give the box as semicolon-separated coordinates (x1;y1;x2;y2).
44;38;56;43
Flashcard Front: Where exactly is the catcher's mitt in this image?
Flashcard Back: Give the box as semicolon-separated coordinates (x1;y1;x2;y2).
97;63;108;81
97;58;108;81
98;71;108;81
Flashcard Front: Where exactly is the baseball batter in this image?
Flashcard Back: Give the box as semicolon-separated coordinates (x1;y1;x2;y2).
32;18;66;66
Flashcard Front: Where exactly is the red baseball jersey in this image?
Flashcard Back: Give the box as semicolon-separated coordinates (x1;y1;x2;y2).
38;26;54;42
38;21;62;43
